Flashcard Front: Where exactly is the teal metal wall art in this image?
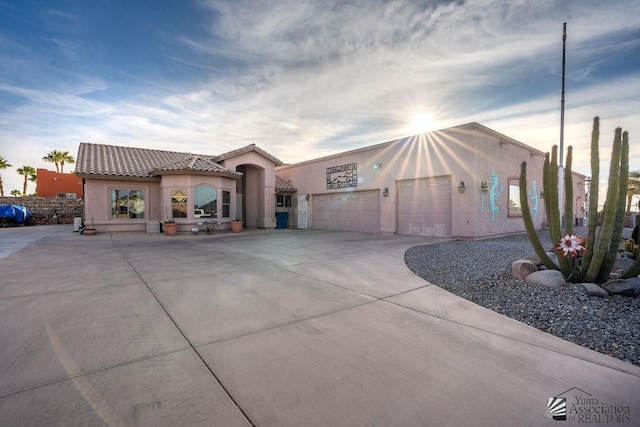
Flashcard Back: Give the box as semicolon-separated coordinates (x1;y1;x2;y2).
489;171;504;222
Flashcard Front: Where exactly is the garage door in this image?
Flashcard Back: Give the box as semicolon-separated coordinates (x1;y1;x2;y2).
313;190;380;233
397;176;452;237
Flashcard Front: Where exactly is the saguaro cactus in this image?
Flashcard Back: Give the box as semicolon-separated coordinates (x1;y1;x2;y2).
521;117;638;284
582;126;626;283
541;145;572;277
519;162;556;269
563;146;574;236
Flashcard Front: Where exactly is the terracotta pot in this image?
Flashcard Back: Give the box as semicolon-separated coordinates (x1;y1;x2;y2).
231;221;243;233
163;222;177;236
84;229;97;236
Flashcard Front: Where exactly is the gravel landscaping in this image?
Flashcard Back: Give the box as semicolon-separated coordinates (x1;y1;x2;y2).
404;228;640;366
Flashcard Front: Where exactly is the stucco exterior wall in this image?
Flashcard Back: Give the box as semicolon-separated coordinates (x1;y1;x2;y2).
83;174;239;233
159;174;239;233
83;178;159;232
221;151;277;228
276;125;564;239
36;169;83;198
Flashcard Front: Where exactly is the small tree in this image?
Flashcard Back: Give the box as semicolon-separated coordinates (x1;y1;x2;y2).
10;189;21;197
0;156;11;197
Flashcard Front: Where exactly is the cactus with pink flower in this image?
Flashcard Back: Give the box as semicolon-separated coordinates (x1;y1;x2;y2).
520;117;640;284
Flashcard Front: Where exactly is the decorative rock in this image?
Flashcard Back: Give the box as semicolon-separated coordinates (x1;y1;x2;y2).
613;256;635;272
576;283;609;298
602;278;640;297
524;270;566;289
610;271;623;279
511;260;538;279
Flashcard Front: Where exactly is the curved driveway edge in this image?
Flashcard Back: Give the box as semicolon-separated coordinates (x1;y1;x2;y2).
1;226;638;426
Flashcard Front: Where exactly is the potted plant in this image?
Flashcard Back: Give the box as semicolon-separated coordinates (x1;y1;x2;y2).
198;219;219;235
231;215;243;233
82;218;97;235
163;218;177;236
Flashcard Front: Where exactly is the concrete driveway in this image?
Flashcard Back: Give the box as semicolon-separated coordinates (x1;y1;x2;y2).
0;225;638;426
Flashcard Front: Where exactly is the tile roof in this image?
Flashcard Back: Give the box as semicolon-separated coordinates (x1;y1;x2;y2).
76;143;242;179
214;143;284;166
275;176;297;192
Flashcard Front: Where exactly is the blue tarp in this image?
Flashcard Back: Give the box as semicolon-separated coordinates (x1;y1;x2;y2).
0;205;32;226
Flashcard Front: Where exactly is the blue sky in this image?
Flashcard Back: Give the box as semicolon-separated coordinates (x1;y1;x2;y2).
1;0;639;202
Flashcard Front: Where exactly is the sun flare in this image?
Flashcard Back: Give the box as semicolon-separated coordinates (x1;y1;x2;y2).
410;113;433;134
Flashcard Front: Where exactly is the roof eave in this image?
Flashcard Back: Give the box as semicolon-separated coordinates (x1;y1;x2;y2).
76;173;161;182
151;169;243;179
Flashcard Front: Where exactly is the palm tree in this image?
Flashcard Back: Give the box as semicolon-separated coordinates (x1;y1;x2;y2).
42;150;63;173
17;165;36;196
59;151;75;173
10;189;21;196
28;172;37;196
0;156;11;197
627;170;640;213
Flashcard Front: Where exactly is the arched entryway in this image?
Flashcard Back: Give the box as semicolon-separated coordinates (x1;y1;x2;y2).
235;164;267;228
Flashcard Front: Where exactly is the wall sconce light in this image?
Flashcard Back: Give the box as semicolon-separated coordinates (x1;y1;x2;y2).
383;187;389;197
481;181;489;193
373;162;382;169
458;180;465;193
306;194;310;201
540;191;544;199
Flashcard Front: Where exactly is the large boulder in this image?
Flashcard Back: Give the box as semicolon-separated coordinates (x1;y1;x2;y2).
602;278;640;297
575;283;609;298
524;270;566;289
512;260;538;279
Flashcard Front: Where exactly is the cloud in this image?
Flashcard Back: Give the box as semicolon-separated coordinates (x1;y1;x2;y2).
1;0;640;197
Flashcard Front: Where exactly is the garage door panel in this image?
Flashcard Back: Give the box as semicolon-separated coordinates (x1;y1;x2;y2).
313;190;380;233
398;177;452;238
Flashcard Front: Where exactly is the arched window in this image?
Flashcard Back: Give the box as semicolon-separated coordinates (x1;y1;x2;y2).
194;185;217;218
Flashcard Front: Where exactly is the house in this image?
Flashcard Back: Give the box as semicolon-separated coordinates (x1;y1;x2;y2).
76;122;586;238
277;122;586;240
75;143;285;233
36;169;83;198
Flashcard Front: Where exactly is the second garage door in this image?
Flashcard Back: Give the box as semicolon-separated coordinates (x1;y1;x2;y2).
397;176;452;237
313;190;380;233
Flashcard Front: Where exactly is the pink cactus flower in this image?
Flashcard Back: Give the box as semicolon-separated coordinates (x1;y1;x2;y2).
555;234;586;258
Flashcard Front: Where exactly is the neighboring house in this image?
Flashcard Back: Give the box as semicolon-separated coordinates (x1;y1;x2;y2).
76;122;586;238
75;143;283;233
277;122;586;240
36;169;83;198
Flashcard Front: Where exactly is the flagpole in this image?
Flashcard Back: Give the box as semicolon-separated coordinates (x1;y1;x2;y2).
559;22;567;227
560;22;567;167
